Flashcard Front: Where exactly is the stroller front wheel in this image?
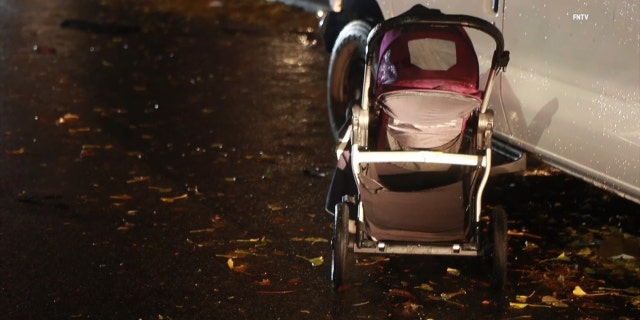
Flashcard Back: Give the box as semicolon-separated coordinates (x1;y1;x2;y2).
331;202;350;290
491;206;508;290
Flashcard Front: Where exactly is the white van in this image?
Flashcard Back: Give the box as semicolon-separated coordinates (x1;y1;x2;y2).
321;0;640;203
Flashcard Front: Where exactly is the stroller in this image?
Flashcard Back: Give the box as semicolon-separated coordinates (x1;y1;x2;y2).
326;6;511;290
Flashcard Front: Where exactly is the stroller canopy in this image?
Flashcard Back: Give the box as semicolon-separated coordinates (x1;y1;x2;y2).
376;25;480;96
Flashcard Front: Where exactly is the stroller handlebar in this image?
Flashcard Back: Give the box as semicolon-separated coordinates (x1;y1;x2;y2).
366;5;507;60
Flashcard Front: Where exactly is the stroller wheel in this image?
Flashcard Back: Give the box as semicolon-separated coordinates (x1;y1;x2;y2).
331;202;350;290
491;206;508;290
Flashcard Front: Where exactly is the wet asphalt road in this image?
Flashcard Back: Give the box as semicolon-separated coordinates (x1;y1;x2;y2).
1;1;639;319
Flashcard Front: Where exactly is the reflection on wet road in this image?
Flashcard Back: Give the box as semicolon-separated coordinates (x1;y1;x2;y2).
0;0;638;319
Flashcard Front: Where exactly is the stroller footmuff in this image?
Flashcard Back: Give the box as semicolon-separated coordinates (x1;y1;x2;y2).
327;5;511;291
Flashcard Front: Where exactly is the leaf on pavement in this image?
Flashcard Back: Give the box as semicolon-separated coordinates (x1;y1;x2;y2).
554;252;571;262
573;285;588;297
296;255;324;267
160;194;188;203
414;283;434;291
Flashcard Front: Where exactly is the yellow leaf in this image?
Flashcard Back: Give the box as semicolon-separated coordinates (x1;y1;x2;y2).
573;286;588;297
227;258;234;270
296;255;324;267
509;302;529;309
446;267;461;276
415;283;434;291
515;295;529;303
554;252;571;262
576;247;592;256
308;256;324;267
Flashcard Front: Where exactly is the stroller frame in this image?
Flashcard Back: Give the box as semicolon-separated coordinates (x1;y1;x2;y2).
330;5;510;289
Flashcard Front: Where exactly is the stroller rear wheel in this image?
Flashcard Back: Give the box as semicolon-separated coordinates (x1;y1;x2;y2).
491;206;508;289
331;202;350;290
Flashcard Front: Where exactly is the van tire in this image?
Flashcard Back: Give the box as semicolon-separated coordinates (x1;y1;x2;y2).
327;20;371;141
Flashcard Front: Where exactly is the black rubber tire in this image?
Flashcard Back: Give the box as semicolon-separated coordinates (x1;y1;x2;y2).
327;20;371;141
331;203;350;290
491;206;508;290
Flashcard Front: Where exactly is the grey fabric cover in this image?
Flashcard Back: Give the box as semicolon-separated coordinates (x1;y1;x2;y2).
380;90;480;150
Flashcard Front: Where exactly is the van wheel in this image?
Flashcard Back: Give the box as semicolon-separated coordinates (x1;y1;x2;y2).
327;21;371;141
